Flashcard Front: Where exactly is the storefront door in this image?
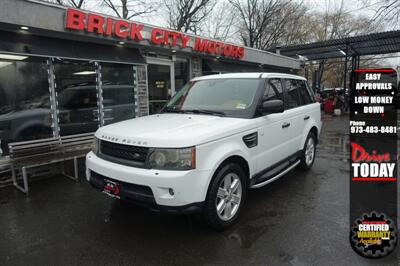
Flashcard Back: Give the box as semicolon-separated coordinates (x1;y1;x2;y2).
146;58;174;114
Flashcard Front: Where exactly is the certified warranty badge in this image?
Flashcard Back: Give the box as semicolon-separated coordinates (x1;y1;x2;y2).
350;212;397;258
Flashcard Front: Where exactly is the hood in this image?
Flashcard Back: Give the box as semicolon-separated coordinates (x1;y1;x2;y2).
96;113;256;147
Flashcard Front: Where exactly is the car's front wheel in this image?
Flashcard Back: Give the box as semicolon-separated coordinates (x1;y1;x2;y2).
203;163;246;230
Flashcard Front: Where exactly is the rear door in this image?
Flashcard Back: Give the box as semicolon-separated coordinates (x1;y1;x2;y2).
282;79;304;155
297;80;320;142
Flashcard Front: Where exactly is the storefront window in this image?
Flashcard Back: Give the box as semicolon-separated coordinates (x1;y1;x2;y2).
0;55;51;155
174;57;189;91
53;59;99;136
100;63;136;125
148;64;172;114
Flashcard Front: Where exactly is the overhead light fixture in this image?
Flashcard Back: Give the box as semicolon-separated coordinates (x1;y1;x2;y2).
20;26;29;30
171;49;176;53
73;71;96;75
339;49;346;56
296;54;308;61
119;41;125;45
0;54;28;61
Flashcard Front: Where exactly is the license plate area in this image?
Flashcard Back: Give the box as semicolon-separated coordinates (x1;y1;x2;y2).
102;179;121;199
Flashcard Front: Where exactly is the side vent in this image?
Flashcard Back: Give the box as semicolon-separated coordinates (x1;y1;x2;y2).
243;132;258;148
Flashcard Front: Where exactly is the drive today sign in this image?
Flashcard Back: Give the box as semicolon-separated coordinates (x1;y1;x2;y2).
65;8;245;59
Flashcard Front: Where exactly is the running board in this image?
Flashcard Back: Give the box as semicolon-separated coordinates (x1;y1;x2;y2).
250;160;300;189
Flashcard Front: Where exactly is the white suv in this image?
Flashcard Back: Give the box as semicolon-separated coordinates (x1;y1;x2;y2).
86;73;321;229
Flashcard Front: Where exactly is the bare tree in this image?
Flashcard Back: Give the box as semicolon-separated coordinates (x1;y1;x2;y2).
41;0;86;8
164;0;215;33
100;0;157;19
310;0;380;87
363;0;400;27
198;0;237;42
230;0;308;49
261;2;310;48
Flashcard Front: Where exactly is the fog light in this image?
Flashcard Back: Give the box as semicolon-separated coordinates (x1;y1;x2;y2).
168;188;174;196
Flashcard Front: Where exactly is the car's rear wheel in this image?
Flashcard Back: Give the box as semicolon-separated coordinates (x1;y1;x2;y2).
299;131;317;170
203;163;246;230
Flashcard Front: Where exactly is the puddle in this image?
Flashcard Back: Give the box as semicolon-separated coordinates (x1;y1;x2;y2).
227;223;270;248
227;210;279;248
317;130;349;160
279;252;305;266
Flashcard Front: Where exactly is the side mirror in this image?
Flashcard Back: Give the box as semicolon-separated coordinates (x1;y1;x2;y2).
260;99;284;114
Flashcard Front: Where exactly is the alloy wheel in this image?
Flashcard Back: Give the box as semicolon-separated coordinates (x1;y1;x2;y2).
305;137;315;166
215;172;242;221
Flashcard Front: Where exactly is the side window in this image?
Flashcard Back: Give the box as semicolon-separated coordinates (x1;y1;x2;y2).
297;80;314;105
263;78;283;102
305;82;316;102
283;79;301;109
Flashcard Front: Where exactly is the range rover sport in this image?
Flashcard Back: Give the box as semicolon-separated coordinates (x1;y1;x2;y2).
86;73;322;229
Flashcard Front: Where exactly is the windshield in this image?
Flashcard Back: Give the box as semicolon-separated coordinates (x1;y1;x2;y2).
162;78;260;118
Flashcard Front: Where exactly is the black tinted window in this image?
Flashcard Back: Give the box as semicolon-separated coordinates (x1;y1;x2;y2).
0;56;52;154
264;79;283;102
284;79;301;109
58;88;97;109
297;80;313;105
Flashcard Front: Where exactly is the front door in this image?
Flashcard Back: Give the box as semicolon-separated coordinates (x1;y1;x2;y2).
256;78;292;172
147;59;174;114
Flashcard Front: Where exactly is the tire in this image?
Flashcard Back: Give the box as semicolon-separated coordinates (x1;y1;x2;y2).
202;163;246;230
299;131;317;171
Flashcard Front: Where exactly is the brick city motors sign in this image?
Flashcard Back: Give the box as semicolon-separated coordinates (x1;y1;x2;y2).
65;8;244;59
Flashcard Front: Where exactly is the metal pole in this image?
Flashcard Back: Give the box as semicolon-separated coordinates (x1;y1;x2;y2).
305;64;308;80
47;59;60;137
95;62;104;126
343;56;348;91
73;157;79;180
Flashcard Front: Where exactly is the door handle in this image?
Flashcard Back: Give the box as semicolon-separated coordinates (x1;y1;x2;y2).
282;122;290;128
304;115;310;120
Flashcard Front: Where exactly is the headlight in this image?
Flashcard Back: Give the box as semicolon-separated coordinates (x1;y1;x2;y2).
92;137;99;154
148;147;196;170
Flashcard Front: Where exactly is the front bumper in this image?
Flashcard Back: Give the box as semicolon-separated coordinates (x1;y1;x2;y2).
85;152;212;211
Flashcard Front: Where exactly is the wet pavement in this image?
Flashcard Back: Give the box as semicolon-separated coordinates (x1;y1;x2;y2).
0;114;398;265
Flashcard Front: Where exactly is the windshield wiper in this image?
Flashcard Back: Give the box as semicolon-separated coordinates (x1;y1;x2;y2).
161;107;184;113
182;109;226;116
162;109;183;113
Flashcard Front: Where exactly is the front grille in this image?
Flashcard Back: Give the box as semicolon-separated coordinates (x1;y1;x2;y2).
99;140;149;164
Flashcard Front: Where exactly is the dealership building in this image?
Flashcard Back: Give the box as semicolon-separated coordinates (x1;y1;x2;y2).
0;0;300;156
